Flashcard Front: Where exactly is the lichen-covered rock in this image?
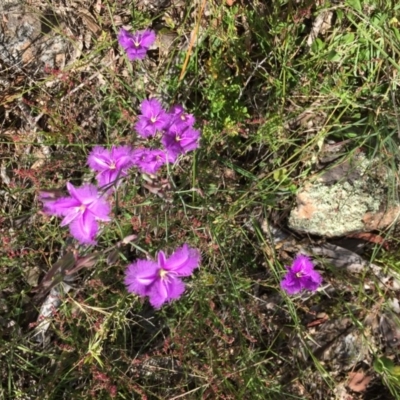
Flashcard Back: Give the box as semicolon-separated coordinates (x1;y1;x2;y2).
0;2;73;69
288;154;400;237
0;2;42;66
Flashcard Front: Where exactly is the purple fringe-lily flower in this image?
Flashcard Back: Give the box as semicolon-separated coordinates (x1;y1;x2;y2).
168;105;196;130
132;148;176;174
124;244;201;308
87;145;135;189
118;28;156;61
135;99;170;138
161;124;201;156
280;255;323;295
42;182;111;245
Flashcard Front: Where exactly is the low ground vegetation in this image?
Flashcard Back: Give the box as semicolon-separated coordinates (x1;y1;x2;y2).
2;0;400;398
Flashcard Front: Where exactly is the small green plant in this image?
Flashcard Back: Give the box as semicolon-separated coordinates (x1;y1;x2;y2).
374;356;400;396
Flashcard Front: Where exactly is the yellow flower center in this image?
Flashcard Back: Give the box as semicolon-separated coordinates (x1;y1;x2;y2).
159;269;168;279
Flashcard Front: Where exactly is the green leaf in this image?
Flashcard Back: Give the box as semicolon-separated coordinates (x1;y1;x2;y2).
273;168;287;182
327;50;341;62
311;38;325;53
392;27;400;42
346;0;362;12
343;132;358;138
374;356;395;374
342;32;356;44
336;9;344;21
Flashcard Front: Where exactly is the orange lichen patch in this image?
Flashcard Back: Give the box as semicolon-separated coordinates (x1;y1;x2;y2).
347;371;372;393
293;186;317;219
362;206;400;231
